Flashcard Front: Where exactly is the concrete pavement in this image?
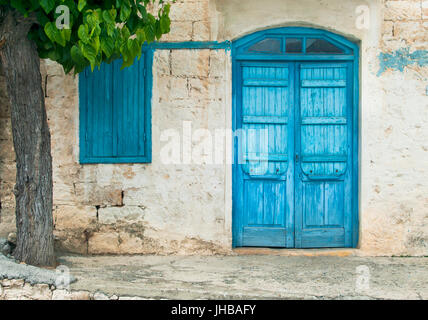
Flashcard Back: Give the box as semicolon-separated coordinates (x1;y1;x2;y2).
57;255;428;300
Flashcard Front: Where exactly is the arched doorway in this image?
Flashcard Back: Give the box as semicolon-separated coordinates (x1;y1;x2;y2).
232;27;359;248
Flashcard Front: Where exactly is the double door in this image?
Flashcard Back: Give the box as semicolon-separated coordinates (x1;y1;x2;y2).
233;61;355;248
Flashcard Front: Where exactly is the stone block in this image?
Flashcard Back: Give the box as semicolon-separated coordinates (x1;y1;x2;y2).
98;206;145;225
171;50;210;77
54;230;88;254
169;2;207;21
161;21;193;42
74;183;123;206
154;50;171;76
156;76;189;100
88;232;120;254
52;183;76;205
394;21;426;44
118;232;145;254
193;21;210;41
123;188;147;206
384;1;422;21
54;205;97;231
209;50;227;78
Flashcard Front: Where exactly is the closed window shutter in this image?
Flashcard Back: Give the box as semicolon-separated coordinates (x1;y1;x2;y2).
80;52;150;163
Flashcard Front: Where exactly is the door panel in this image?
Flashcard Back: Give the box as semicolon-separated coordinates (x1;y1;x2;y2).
235;62;295;247
295;62;353;248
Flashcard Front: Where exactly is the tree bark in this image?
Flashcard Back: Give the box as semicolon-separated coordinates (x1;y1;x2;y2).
0;11;55;267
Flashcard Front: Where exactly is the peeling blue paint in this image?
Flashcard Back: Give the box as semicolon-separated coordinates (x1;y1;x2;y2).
378;48;428;76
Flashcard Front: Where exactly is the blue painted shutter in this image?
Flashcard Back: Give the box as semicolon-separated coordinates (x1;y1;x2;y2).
80;54;149;163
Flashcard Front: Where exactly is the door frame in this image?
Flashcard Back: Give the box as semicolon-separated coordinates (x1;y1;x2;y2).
231;27;360;248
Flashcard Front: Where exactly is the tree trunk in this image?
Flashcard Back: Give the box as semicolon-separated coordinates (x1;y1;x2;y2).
0;12;55;267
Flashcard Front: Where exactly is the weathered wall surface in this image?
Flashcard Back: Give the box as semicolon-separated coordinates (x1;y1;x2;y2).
0;0;427;256
361;0;428;256
41;47;232;255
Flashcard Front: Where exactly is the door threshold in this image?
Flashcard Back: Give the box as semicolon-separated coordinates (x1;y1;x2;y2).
233;247;357;257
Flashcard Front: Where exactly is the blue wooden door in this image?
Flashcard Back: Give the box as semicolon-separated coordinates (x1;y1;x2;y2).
234;62;295;247
234;61;354;248
294;62;353;248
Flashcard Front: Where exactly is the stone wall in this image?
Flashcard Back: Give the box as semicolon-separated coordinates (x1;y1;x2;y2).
41;47;232;255
0;0;427;256
0;279;144;300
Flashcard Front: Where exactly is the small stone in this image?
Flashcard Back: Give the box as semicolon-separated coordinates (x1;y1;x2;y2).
7;233;16;245
0;238;7;248
52;289;91;300
93;292;109;300
1;243;11;256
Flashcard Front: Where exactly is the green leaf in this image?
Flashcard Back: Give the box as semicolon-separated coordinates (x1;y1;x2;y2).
78;25;90;44
136;29;146;45
40;0;56;14
44;22;58;44
160;15;170;34
78;0;87;12
120;1;132;21
47;49;61;61
81;43;98;70
101;37;115;58
29;0;41;11
127;38;141;59
56;30;67;47
10;0;28;15
62;29;72;42
71;45;87;66
121;26;131;40
90;37;101;54
36;10;50;26
144;24;155;43
102;10;115;25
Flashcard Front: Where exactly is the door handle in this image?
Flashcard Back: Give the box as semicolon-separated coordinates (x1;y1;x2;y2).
295;153;299;163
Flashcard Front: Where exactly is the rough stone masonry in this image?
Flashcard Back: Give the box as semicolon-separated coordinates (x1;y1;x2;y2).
0;0;427;256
